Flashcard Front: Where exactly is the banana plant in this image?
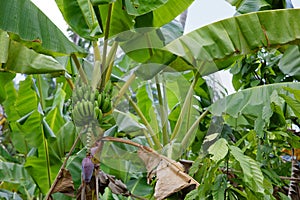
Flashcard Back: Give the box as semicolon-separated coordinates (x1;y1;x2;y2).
1;0;300;199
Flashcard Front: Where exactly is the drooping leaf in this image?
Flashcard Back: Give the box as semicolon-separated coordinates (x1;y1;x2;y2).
1;35;65;74
119;20;183;72
209;82;300;136
55;0;101;40
279;46;300;79
0;0;85;56
113;109;145;133
161;9;300;74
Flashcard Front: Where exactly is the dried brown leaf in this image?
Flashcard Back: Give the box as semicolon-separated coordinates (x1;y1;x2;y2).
138;148;199;200
51;169;75;197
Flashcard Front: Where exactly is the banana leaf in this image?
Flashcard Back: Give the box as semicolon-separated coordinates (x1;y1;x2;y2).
56;0;193;39
129;9;300;76
0;0;86;57
0;31;65;74
209;82;300;136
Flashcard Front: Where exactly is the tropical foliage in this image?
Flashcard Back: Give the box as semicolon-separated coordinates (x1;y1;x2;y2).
0;0;300;199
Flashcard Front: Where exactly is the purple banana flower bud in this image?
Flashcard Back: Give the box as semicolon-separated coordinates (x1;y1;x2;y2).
82;156;94;183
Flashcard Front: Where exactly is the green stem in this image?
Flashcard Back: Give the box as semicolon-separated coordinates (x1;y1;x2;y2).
155;75;168;145
170;72;200;140
71;54;88;84
142;129;155;149
124;93;161;150
36;75;45;111
181;109;209;150
100;3;113;90
65;74;75;90
92;41;102;89
104;41;119;83
44;134;52;189
113;73;136;107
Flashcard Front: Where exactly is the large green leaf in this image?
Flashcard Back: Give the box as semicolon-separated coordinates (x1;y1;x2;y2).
0;162;33;185
124;0;167;16
278;45;300;79
1;31;65;74
136;84;159;133
57;0;192;39
56;0;135;39
119;21;183;72
55;0;101;40
98;0;135;37
2;76;61;194
161;9;300;75
113;110;145;133
227;0;293;14
0;72;15;103
279;87;300;118
150;0;194;27
127;177;154;198
209;82;300;136
0;0;85;56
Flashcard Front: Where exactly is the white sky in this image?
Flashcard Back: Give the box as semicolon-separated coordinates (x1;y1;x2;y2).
30;0;300;94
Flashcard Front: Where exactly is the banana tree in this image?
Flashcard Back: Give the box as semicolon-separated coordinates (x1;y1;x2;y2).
1;0;300;199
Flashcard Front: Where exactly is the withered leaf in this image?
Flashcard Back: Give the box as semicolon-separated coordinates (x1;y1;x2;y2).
138;148;199;200
52;169;75;197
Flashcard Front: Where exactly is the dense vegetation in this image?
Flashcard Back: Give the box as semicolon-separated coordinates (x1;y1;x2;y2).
1;0;300;199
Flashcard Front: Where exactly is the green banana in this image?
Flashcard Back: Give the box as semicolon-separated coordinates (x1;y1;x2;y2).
104;81;112;93
77;102;86;119
87;101;95;119
100;92;106;107
94;107;103;124
73;103;86;126
82;100;89;116
101;97;112;113
94;99;99;108
97;93;103;108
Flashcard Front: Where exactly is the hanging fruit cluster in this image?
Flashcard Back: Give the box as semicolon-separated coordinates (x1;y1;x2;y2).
72;82;113;127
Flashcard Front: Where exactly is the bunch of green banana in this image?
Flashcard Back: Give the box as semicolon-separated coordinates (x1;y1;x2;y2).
73;84;96;103
72;100;96;127
93;106;103;124
96;92;112;114
93;81;113;124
